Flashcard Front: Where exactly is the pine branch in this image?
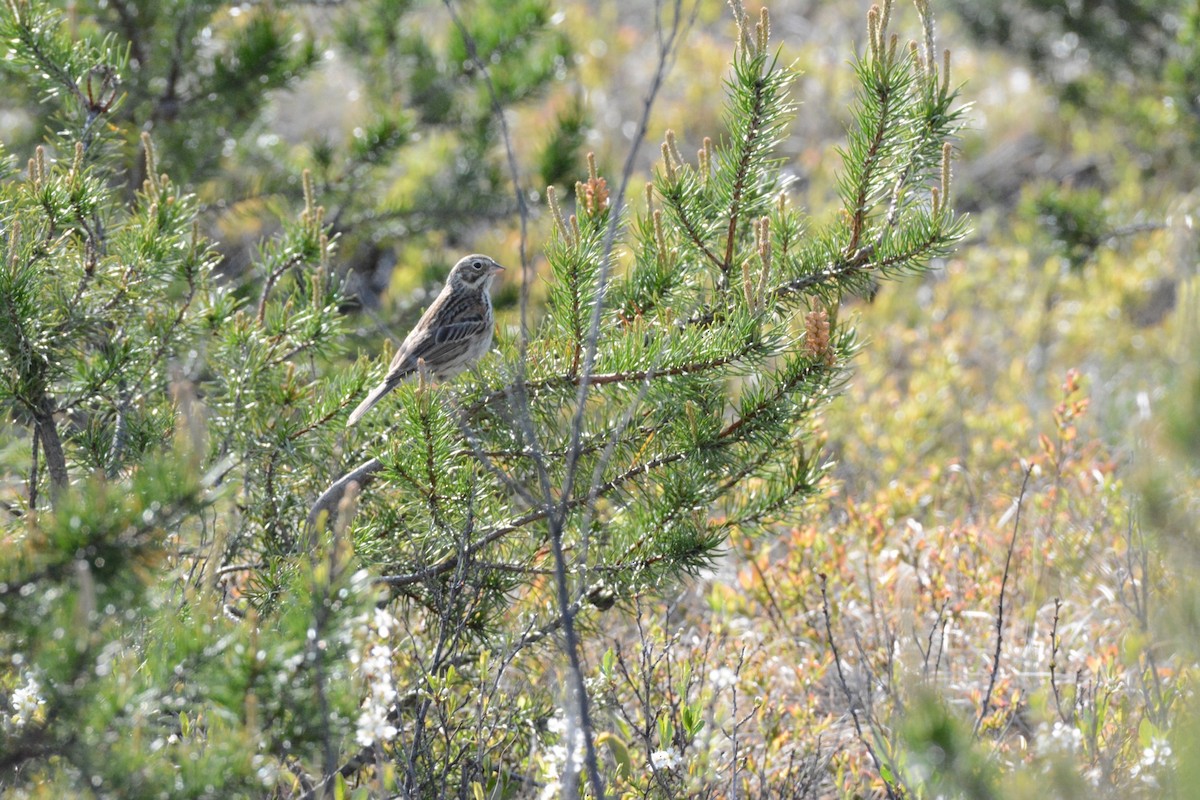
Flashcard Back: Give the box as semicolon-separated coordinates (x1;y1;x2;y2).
660;184;725;272
845;71;895;255
32;400;67;497
467;342;761;415
722;68;772;273
718;358;829;442
376;449;691;589
773;227;958;303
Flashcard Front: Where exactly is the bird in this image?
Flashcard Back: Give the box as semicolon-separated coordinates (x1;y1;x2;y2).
347;254;505;426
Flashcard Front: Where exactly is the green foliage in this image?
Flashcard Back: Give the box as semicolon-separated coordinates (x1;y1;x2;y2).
946;0;1182;82
0;3;369;790
0;0;969;796
320;0;575;291
947;0;1200;185
0;132;210;488
901;693;1000;799
330;4;963;794
0;0;578;315
1025;184;1110;269
1165;5;1200;119
0;0;317;188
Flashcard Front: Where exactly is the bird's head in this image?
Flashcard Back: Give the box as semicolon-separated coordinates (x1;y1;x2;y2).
448;254;505;291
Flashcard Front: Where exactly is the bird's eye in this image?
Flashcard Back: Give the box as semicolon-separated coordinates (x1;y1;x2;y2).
472;261;484;270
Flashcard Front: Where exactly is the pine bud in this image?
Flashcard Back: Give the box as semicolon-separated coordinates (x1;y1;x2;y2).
546;185;568;240
804;310;834;366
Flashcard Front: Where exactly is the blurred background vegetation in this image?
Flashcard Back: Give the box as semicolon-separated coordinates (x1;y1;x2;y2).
1;0;1198;796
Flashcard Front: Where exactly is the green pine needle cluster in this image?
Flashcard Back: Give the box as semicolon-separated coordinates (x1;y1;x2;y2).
0;0;966;795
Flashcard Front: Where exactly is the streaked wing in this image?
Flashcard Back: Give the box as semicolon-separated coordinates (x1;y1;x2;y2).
407;317;488;365
385;298;488;378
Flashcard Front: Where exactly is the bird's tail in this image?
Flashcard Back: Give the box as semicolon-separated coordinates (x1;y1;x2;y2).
346;380;393;427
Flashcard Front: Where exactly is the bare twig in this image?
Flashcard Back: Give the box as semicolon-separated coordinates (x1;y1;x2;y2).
430;11;600;787
1118;513;1167;725
214;562;265;577
819;574;901;800
916;598;949;682
975;465;1033;736
1049;596;1069;724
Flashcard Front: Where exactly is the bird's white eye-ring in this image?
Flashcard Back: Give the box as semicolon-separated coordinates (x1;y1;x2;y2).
473;260;484;270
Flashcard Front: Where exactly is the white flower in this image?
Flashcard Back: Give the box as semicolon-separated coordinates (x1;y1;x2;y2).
650;748;680;772
708;667;738;691
10;673;44;728
372;607;396;639
365;643;392;668
1035;720;1082;756
1130;737;1173;786
354;615;398;748
252;754;279;787
1142;738;1172;767
371;678;397;703
544;744;568;780
355;702;398;747
541;710;585;783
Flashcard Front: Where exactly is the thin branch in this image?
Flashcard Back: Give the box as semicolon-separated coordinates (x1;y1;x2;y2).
717;359;826;441
846;78;894;256
256;254;304;324
917;598;949;681
662;189;725;271
722;68;771;275
467;344;756;416
773;231;951;303
28;425;40;510
429;17;605;790
1049;597;1068;724
306;457;384;533
819;574;901;800
214;562;264;577
975;465;1033;736
376;450;689;589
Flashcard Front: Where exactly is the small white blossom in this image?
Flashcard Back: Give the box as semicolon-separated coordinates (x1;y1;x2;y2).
541;709;585;783
708;667;738;691
650;748;680;772
544;744;568;780
372;607;396;639
354;603;399;748
546;710;567;736
252;754;280;787
355;703;398;747
10;673;44;728
1035;720;1082;756
1130;737;1173;786
1142;738;1172;767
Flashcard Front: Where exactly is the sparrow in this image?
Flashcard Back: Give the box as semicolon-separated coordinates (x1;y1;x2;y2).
347;254;504;426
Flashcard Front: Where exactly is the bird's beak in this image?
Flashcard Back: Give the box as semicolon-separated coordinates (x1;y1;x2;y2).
492;264;506;273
